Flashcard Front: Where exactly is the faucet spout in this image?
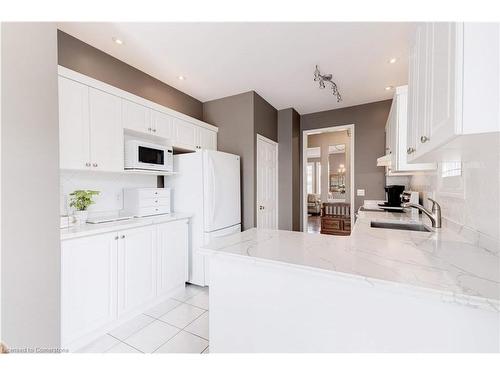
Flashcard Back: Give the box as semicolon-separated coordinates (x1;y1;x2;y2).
402;198;442;228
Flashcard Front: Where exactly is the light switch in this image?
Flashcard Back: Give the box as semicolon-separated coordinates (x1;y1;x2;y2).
357;189;365;197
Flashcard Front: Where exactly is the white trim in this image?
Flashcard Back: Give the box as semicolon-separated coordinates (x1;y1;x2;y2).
256;134;279;229
58;65;218;133
302;124;355;231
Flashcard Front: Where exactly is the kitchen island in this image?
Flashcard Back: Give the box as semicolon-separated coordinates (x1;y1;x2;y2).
200;210;499;352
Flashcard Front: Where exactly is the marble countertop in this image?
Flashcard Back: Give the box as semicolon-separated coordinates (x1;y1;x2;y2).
60;212;192;240
200;210;500;312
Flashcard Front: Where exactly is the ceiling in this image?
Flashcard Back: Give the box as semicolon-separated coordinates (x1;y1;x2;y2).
58;22;418;114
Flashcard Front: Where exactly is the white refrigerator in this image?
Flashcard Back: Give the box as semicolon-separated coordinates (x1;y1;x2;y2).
166;150;241;286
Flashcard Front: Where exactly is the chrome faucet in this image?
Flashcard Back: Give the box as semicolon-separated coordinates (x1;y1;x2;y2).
402;198;442;228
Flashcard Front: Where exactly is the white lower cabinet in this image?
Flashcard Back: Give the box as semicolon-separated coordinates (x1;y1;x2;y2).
61;219;189;349
157;220;189;296
61;233;118;346
117;226;157;317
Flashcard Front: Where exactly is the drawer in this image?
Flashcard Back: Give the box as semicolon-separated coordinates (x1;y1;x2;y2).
137;188;170;199
321;218;342;230
135;205;171;217
138;197;170;208
343;220;351;231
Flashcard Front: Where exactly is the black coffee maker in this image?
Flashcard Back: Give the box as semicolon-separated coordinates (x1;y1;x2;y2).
380;185;405;208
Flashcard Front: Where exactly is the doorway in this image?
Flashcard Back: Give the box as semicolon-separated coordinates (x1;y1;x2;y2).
256;134;278;229
302;125;355;233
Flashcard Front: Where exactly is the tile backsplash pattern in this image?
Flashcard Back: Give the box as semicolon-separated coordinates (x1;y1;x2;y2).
409;143;500;248
60;171;157;217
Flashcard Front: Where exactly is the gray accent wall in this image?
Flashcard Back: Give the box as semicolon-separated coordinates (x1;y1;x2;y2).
203;91;277;230
300;100;392;228
57;30;203;120
278;108;300;231
1;23;61;349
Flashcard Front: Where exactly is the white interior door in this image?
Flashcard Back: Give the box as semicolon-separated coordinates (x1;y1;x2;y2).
256;134;278;229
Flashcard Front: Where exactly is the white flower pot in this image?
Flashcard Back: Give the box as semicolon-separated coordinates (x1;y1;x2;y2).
73;210;89;225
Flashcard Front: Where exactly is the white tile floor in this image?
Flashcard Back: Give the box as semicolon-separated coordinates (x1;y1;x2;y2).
77;284;209;353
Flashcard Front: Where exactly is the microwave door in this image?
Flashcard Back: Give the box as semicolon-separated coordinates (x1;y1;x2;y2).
138;146;164;166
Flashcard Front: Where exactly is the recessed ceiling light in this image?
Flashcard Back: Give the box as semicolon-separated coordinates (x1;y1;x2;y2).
177;75;186;80
385;86;393;91
388;58;397;64
112;37;123;45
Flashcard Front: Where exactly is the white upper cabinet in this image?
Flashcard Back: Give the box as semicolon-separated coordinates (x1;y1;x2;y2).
407;23;499;163
152;109;174;139
122;99;152;134
173;117;198;149
89;88;123;172
197;126;217;150
386;86;435;174
59;77;90;170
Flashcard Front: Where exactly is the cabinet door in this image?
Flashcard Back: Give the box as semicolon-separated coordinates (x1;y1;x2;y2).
406;41;418;160
61;233;118;346
58;77;90;170
173;118;197;149
197;127;217;150
117;226;157;317
89;88;123;172
414;23;430;155
152;110;174;139
425;22;461;151
157;220;189;296
122;99;152;134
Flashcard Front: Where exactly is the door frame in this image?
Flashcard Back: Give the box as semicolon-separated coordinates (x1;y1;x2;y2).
256;134;279;229
302;124;355;232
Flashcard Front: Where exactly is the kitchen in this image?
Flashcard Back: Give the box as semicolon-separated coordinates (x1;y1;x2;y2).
1;18;499;361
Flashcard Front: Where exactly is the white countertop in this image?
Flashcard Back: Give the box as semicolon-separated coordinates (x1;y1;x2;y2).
201;210;500;312
60;212;192;240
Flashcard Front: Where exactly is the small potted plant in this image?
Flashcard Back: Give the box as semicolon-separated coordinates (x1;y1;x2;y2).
69;190;100;225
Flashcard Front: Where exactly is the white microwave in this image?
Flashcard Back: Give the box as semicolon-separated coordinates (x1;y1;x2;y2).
124;140;173;172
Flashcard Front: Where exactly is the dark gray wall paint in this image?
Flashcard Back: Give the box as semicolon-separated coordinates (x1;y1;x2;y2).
300;100;392;228
57;30;203;120
203;91;277;230
277;108;300;231
1;22;61;349
254;92;278;142
203;92;255;230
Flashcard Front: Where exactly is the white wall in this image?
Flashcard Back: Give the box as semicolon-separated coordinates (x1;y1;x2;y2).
60;171;157;217
410;135;500;250
1;23;60;350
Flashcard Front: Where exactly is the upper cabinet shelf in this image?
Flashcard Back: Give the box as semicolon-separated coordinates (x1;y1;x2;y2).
58;66;218;174
406;23;499;163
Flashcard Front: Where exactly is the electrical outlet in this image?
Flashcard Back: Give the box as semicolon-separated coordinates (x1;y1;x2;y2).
357;189;365;197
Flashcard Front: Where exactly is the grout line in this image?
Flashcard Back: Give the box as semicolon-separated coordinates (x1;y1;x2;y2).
107;314;157;342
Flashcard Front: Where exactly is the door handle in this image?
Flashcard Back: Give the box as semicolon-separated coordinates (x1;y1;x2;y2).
420;135;429;143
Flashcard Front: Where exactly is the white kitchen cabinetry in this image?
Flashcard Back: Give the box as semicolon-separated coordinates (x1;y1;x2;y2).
196;126;218;150
385;86;435;174
157;220;189;296
89;88;123;172
152;109;174;139
58;77;90;170
122;99;152;134
173;117;198;149
407;23;500;162
58;77;123;172
61;218;190;350
117;226;157;317
61;233;118;346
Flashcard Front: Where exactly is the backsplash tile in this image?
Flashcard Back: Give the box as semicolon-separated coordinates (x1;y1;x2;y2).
60;171;157;216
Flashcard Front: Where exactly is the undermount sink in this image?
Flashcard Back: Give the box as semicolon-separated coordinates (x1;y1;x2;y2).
370;221;432;232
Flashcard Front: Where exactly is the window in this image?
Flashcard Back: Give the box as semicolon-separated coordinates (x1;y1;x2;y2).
316;163;321;195
306;163;314;194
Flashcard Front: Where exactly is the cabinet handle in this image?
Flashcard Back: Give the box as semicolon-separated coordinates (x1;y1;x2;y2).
85;162;91;167
406;147;415;154
148;127;152;131
420;136;429;143
114;236;119;240
92;163;98;167
120;235;125;239
153;129;157;133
